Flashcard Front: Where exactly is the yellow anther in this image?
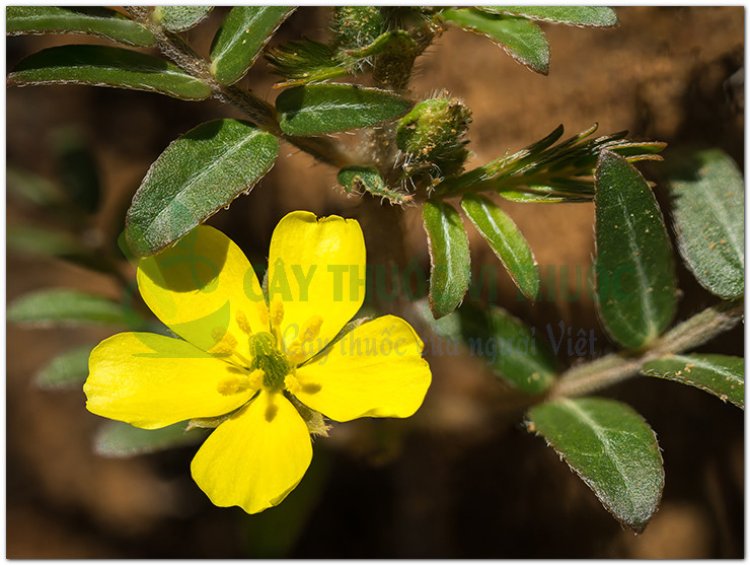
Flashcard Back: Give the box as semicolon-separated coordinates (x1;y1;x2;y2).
299;315;323;343
258;302;270;329
236;311;252;335
247;368;264;390
217;375;248;395
284;373;301;395
217;369;264;396
211;328;238;349
286;315;324;365
270;299;284;330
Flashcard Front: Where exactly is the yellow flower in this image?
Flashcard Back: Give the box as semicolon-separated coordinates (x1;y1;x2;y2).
84;211;431;514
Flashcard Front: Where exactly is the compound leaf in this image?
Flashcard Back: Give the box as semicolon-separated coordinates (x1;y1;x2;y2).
126;119;279;256
528;397;664;532
8;45;212;101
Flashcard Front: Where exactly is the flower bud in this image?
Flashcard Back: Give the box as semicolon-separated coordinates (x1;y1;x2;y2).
332;7;386;50
396;95;472;179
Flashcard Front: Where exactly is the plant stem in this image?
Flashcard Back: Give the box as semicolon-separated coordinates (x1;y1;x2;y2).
551;300;744;398
134;9;353;168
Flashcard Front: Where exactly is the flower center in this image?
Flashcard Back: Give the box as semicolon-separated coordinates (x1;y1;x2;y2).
248;332;291;391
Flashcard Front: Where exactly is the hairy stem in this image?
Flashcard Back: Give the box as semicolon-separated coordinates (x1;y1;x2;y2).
133;9;353;168
551;300;744;398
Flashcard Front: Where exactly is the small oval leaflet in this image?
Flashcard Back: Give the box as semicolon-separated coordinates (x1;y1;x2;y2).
7;6;156;47
8;45;212;101
276;83;413;136
155;6;213;32
480;6;618;27
666;149;744;300
594;150;677;349
210;6;295;85
459;302;557;394
442;8;550;74
642;354;744;409
461;194;539;300
528;397;664;533
422;200;471;319
126;119;279;256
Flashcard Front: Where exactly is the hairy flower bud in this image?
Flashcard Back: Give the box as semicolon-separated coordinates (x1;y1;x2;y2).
396;95;472;179
332;6;386;50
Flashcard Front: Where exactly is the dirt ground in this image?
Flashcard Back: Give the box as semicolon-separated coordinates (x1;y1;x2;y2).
6;7;744;558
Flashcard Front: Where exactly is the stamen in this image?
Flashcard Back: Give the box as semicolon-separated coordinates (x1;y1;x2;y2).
258;302;270;330
284;373;301;395
217;368;263;396
236;311;252;335
300;315;323;343
286;315;324;365
270;299;284;331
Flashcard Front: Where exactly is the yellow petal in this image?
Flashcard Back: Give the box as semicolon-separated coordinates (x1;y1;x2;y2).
191;391;312;514
292;315;431;422
267;211;366;360
137;225;267;363
84;332;255;429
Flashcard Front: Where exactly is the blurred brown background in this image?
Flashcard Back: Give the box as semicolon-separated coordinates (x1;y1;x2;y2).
6;6;744;558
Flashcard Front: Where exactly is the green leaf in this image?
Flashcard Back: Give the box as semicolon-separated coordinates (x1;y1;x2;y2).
481;6;617;27
8;289;130;327
94;420;208;458
126;119;279;256
642;354;744;409
276;83;412;136
154;6;213;32
35;345;93;390
594;151;677;349
422;201;470;319
53;127;101;213
337;166;412;205
460;302;557;393
442;8;549;74
528;397;664;532
666;149;744;299
461;195;539;300
8;45;212;101
210;6;295;85
6;6;156;47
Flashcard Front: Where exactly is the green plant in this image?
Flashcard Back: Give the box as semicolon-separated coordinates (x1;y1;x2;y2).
7;6;744;535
